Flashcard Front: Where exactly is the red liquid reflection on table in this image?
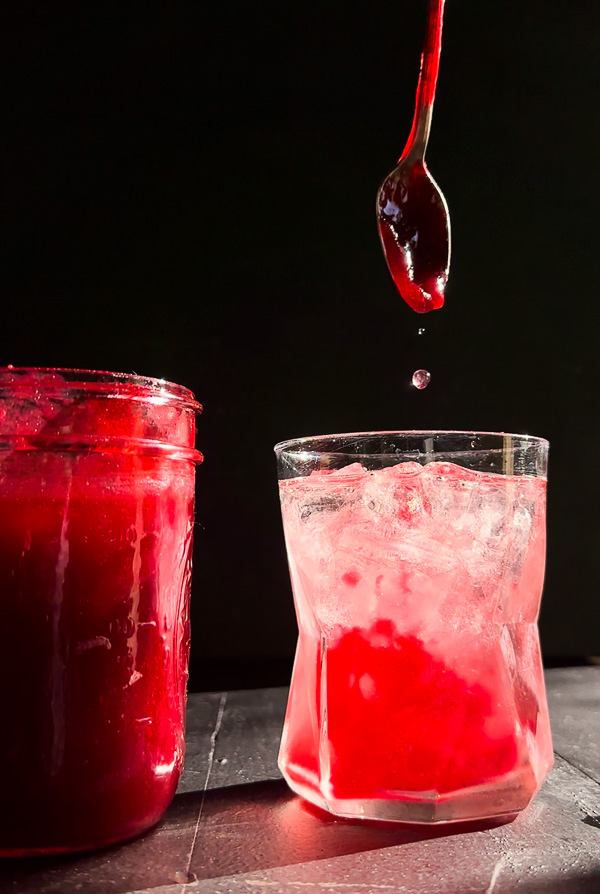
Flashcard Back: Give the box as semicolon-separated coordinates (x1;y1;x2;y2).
0;369;201;855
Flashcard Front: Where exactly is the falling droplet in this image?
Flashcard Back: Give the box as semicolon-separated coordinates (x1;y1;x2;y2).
417;328;425;336
411;369;431;390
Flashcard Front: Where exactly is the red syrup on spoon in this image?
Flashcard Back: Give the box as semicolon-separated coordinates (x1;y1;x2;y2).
377;0;450;314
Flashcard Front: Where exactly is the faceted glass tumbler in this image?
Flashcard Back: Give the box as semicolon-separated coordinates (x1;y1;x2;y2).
275;431;553;824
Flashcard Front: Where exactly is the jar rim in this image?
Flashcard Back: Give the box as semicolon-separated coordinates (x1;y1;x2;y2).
0;367;202;412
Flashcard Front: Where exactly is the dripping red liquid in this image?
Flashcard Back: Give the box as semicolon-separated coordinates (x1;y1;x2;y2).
377;0;449;313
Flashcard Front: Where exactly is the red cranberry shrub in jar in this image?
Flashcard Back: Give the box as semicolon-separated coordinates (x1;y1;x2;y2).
0;368;202;855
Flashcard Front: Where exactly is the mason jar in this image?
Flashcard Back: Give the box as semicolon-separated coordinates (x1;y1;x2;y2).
0;368;202;854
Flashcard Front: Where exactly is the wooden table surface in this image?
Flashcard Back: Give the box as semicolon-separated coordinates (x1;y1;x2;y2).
2;667;600;894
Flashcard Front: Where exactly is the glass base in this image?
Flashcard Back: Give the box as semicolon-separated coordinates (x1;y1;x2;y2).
282;762;543;825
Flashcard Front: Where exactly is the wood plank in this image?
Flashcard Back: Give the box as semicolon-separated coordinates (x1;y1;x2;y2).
184;753;600;893
0;693;223;894
207;687;287;789
182;680;600;893
3;672;600;894
545;666;600;785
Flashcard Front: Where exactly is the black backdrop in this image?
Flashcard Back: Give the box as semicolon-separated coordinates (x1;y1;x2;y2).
3;1;599;675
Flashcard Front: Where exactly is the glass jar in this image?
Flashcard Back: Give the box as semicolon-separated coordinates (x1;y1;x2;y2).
0;368;202;855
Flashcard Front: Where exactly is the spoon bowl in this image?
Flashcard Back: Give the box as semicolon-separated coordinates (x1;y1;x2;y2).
377;158;450;314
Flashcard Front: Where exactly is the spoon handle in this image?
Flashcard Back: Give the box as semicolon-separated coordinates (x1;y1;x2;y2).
402;0;446;162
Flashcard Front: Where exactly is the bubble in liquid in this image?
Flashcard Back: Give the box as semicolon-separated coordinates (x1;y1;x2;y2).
417;328;425;336
412;369;431;390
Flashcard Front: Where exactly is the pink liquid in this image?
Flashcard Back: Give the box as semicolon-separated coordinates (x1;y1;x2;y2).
278;461;553;822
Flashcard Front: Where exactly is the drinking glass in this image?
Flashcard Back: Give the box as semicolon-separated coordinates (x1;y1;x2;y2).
275;431;552;823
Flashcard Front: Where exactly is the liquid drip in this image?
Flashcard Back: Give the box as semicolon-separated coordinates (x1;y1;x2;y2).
412;369;431;389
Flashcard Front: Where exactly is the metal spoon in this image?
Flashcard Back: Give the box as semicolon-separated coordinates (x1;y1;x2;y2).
377;0;450;314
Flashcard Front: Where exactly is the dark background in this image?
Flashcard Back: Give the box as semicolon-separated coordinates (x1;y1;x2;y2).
3;2;599;685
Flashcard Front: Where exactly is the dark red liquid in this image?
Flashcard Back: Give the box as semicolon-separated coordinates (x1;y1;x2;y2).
377;161;449;313
0;449;195;854
377;0;449;313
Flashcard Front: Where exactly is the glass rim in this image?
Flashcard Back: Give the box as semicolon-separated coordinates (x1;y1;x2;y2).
0;367;202;412
274;430;549;455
